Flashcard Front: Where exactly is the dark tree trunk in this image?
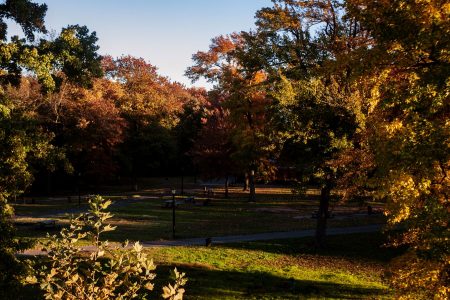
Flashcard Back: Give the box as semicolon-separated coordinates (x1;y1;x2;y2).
131;160;138;192
46;172;52;196
315;181;332;248
224;174;229;198
248;170;256;202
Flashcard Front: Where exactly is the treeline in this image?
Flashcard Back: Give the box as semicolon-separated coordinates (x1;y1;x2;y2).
6;56;209;194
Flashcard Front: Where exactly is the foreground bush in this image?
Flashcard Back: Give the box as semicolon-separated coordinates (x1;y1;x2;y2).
27;196;186;300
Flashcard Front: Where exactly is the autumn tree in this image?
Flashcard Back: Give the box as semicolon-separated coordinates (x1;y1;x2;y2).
173;87;207;179
103;56;205;188
187;34;277;202
188;0;371;244
260;0;449;293
247;0;448;294
190;90;238;197
265;0;371;247
342;1;449;297
35;78;126;185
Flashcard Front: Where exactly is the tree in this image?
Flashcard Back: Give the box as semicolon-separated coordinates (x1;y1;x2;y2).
173;88;207;180
187;34;277;202
0;90;52;297
190;90;237;197
187;0;370;243
272;77;359;247
105;56;205;187
0;1;49;296
0;1;102;297
343;0;450;297
44;79;126;183
252;0;448;294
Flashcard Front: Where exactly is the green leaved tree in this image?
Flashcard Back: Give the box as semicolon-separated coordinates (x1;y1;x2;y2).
0;1;102;297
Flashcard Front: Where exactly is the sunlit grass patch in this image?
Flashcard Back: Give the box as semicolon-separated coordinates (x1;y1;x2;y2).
144;232;399;299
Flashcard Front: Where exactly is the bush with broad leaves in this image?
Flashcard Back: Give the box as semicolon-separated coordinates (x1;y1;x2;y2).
26;195;186;300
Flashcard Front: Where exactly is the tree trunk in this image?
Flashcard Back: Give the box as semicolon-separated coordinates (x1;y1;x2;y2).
132;175;138;191
243;172;249;191
224;174;229;198
248;170;256;202
47;172;53;196
315;181;332;248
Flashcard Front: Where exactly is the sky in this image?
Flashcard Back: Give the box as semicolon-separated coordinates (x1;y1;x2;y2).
9;0;273;89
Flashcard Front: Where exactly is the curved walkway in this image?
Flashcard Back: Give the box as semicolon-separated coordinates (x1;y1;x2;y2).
142;224;382;246
21;224;382;256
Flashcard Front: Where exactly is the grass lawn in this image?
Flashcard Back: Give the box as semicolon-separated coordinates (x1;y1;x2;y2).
18;232;402;300
13;187;385;244
12;184;397;299
143;232;401;299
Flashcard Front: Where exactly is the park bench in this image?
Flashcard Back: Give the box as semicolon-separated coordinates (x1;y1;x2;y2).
163;200;184;208
162;195;195;208
37;219;57;229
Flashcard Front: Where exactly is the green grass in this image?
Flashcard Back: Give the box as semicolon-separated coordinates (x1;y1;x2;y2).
14;188;386;244
19;232;398;300
143;232;401;299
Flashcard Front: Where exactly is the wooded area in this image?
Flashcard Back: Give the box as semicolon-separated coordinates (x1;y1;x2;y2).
0;0;448;299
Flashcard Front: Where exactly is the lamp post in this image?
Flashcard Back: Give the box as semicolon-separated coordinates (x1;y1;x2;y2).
77;172;81;207
181;167;184;196
171;189;176;239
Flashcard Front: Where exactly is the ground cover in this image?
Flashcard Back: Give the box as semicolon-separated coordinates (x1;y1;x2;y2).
12;185;385;244
143;232;402;299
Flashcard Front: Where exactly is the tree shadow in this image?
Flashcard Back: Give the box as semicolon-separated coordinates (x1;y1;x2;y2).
220;232;406;263
150;264;390;299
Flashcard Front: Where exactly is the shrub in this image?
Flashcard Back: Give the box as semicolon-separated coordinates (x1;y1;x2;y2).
0;194;33;299
27;195;186;299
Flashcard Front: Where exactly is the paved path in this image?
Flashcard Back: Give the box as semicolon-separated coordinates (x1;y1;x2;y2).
142;224;382;246
21;224;382;256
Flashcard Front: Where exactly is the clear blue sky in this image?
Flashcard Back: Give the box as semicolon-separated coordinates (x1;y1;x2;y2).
11;0;273;88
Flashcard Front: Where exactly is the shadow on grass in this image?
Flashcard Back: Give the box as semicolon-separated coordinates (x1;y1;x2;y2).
222;232;406;263
150;264;389;300
13;265;388;300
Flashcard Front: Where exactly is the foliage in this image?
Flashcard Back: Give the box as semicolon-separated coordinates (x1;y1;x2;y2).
187;33;278;201
0;89;60;197
0;0;102;297
27;195;186;300
190;90;237;180
0;0;104;189
187;0;370;241
189;0;448;296
44;25;103;89
341;0;450;298
173;93;207;172
0;193;33;299
104;55;205;178
36;78;126;181
0;8;102;92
